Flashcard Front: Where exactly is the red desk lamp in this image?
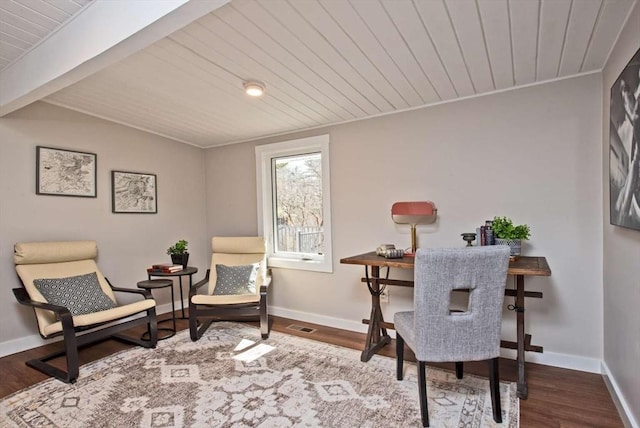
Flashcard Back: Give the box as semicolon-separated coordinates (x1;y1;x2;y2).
391;201;437;256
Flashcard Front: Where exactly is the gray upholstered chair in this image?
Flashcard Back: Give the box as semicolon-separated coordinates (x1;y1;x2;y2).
189;236;271;340
395;246;511;427
13;240;158;383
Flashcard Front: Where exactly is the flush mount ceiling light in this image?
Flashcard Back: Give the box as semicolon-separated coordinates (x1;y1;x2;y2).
243;80;265;97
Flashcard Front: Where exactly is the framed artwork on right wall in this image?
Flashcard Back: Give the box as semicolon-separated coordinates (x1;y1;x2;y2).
609;47;640;231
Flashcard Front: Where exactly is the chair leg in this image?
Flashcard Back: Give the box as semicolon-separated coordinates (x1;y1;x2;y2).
189;302;199;341
26;321;80;383
148;307;158;347
418;361;430;427
63;318;80;382
260;292;269;339
196;319;213;340
396;333;404;380
455;361;463;379
489;357;502;423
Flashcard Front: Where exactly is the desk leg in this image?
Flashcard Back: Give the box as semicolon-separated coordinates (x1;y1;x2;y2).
516;274;528;399
361;266;391;362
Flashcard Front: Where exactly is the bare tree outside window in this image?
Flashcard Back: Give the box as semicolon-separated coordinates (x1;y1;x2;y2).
273;153;324;254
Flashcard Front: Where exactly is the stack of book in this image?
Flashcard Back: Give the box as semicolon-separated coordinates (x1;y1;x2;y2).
147;263;183;274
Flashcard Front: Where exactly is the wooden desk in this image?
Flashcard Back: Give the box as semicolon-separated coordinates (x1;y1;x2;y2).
340;251;551;399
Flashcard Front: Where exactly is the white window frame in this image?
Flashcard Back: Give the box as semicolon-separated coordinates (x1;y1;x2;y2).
256;134;333;273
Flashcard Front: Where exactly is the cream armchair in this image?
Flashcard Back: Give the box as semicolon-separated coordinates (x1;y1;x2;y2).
189;236;271;340
13;240;158;383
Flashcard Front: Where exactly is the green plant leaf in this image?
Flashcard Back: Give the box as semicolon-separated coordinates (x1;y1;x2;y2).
492;216;530;240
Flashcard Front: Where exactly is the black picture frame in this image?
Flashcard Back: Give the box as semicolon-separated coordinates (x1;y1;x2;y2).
609;47;640;231
111;170;157;214
36;146;97;197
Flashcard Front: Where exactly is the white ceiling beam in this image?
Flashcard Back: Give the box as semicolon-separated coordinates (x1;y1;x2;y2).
0;0;229;116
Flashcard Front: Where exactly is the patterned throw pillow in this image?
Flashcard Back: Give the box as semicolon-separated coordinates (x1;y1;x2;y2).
213;264;259;295
33;272;117;316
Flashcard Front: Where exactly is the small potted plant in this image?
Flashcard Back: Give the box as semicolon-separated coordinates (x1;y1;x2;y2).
167;239;189;268
491;216;530;257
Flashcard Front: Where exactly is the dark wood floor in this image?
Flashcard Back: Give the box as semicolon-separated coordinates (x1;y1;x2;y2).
0;313;623;427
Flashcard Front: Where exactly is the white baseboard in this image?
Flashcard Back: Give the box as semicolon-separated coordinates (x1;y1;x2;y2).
498;348;602;373
0;301;179;358
0;303;610;379
270;306;369;335
270;305;603;373
602;361;639;428
0;333;57;358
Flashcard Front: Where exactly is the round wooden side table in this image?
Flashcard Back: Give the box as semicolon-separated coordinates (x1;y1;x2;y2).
137;279;175;340
147;266;198;319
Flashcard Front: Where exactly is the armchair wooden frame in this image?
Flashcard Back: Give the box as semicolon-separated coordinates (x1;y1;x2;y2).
12;240;158;384
188;268;271;340
13;279;158;384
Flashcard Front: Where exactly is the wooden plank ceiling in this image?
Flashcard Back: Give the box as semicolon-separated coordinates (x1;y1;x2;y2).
1;0;636;147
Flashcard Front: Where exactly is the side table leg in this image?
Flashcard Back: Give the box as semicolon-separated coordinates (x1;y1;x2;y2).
516;274;528;399
170;282;177;334
178;276;186;319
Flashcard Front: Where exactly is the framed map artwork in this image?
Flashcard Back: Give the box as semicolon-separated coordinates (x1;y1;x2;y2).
111;171;157;214
36;146;97;197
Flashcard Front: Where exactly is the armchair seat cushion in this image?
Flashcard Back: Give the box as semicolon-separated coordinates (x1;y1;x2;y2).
191;293;260;306
42;299;155;337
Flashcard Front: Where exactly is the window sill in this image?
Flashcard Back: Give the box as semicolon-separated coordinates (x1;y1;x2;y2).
267;256;333;273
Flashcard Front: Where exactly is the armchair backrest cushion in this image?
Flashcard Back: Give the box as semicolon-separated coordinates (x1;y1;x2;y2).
14;241;117;336
14;240;98;265
413;246;510;362
207;237;266;296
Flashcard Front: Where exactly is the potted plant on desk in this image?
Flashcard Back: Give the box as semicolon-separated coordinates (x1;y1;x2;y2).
167;239;189;269
492;216;530;258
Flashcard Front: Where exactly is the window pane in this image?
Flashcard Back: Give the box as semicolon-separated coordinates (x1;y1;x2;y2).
273;153;324;254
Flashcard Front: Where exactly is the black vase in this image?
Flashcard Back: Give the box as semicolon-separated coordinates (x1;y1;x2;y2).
171;253;189;269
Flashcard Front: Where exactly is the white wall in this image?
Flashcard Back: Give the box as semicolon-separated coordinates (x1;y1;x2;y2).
0;102;208;353
602;2;640;425
205;74;604;370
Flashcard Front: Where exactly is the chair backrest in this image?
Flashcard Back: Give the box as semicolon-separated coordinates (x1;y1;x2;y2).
413;246;511;362
207;236;266;295
14;240;115;336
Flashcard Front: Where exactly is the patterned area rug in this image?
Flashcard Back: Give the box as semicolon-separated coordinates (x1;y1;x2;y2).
0;322;518;427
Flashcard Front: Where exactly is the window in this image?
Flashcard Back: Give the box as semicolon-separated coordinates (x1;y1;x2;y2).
256;134;333;272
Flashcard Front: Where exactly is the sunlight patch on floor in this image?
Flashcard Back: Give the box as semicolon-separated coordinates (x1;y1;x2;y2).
232;338;275;362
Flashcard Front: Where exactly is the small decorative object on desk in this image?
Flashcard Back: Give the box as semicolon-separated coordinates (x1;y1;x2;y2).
166;239;189;268
375;244;404;259
491;216;531;259
461;232;476;246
